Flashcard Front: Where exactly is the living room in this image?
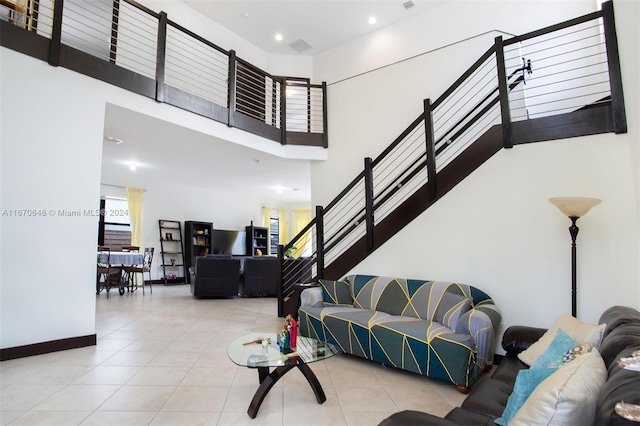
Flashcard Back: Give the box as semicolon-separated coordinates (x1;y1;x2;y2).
1;0;638;423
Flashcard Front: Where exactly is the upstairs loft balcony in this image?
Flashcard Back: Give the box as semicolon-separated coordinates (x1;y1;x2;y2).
0;0;328;149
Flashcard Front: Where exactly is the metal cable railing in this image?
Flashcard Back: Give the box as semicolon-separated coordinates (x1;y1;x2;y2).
279;3;624;317
286;80;325;134
165;23;228;107
503;17;610;121
60;0;156;79
0;0;53;36
0;0;325;147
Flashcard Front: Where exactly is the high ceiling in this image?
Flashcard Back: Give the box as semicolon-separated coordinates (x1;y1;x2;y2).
183;1;440;56
102;1;440;203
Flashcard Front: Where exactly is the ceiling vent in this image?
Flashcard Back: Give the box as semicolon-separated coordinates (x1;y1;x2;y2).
289;38;313;53
403;1;415;9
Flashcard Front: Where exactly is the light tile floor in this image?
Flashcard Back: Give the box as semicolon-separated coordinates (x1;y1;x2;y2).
0;284;470;425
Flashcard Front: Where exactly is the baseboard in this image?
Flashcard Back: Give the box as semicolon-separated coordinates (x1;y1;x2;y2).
0;334;97;361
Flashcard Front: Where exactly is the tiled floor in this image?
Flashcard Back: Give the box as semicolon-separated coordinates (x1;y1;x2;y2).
0;284;469;425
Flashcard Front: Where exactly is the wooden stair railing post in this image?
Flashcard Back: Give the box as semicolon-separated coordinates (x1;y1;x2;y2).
227;50;237;128
602;1;627;134
280;78;287;144
322;82;328;148
48;0;63;66
277;244;284;317
364;157;374;250
424;99;437;200
494;36;513;149
154;11;168;103
315;205;325;280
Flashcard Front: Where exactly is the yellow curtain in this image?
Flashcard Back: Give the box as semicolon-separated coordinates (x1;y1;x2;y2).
125;187;144;248
294;209;312;257
261;206;271;228
278;209;287;244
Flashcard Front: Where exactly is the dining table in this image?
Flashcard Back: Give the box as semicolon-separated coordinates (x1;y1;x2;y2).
97;251;144;295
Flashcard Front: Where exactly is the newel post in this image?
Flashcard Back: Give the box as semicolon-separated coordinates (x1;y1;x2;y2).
423;99;436;201
315;205;325;280
154;11;167;103
494;36;513;149
364;157;374;251
280;77;287;144
277;244;284;317
227;50;237;128
48;0;63;66
322;82;328;148
601;1;627;134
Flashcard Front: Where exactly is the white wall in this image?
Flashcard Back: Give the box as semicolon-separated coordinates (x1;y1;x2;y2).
313;1;597;84
0;51;104;348
350;136;637;332
311;0;640;346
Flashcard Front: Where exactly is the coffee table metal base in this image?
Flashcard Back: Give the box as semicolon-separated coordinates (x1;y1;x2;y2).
248;363;326;419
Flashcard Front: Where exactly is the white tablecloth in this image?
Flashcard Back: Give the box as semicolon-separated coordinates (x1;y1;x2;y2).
98;251;143;265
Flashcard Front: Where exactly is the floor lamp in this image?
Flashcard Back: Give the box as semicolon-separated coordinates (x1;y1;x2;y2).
549;197;601;318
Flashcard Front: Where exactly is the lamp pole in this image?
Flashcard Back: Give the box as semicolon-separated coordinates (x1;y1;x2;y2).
569;216;579;318
549;197;601;319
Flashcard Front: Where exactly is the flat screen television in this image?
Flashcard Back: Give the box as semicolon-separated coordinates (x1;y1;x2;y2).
212;229;247;255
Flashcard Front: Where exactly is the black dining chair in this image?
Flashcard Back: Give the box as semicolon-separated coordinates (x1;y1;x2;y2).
123;247;154;295
97;247;123;298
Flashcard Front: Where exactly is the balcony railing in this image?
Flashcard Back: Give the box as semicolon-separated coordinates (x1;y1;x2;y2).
0;0;327;147
277;1;626;317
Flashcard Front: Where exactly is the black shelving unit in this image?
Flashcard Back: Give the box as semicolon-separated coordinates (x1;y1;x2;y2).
246;225;269;256
184;220;213;283
158;220;185;285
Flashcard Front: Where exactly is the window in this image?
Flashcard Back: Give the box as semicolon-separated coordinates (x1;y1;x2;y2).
98;197;131;250
269;217;279;255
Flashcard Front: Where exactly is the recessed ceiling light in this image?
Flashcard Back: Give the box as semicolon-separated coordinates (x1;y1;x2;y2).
275;33;283;41
129;163;137;171
368;16;377;25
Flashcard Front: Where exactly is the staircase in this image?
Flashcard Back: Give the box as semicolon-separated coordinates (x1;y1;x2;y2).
277;1;627;317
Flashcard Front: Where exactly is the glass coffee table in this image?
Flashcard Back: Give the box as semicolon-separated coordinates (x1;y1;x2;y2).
227;332;340;418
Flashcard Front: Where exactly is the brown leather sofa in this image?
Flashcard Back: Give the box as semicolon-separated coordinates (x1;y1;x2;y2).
379;306;640;426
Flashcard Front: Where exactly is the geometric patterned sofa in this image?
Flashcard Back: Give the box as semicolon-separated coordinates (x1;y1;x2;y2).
298;274;501;393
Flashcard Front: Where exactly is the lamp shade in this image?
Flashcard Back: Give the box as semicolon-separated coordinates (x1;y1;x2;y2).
549;197;601;218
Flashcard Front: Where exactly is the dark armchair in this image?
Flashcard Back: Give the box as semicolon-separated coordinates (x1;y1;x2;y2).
190;255;241;298
242;256;279;297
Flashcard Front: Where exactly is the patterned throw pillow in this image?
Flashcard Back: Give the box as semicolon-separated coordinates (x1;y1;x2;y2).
435;292;472;330
530;328;578;370
545;342;592;369
319;279;352;306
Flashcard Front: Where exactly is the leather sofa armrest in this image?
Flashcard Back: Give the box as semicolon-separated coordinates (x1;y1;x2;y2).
502;325;547;354
378;410;461;426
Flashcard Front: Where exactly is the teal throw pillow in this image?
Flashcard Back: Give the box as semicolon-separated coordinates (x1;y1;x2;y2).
319;279;352;306
530;328;578;369
494;367;557;426
435;291;472;330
